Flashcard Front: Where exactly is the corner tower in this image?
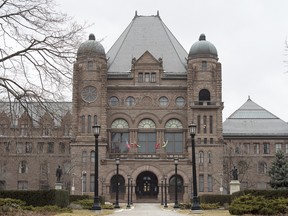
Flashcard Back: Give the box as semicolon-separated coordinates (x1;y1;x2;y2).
187;34;223;144
71;34;108;192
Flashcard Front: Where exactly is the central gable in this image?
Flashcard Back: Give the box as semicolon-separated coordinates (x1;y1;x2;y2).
135;51;160;65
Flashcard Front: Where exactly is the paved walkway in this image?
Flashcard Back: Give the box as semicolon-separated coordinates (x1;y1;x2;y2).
106;203;189;216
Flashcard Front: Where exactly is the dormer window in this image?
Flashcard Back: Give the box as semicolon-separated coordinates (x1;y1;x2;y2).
139;72;157;83
138;73;143;82
144;73;150;82
20;124;28;136
42;124;51;136
151;73;156;82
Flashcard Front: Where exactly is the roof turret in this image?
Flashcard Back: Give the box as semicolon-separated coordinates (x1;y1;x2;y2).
189;34;218;59
77;34;105;58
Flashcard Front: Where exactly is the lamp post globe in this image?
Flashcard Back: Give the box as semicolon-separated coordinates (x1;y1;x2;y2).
91;124;101;210
189;123;201;211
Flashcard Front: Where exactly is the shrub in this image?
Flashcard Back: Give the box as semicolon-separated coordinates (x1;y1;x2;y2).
0;189;69;207
201;203;220;210
72;199;94;209
179;202;220;210
229;194;288;215
102;203;114;209
0;198;26;207
179;203;191;209
69;195;90;203
200;194;231;205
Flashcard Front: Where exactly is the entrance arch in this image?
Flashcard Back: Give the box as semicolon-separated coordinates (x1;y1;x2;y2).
110;175;125;199
136;171;158;199
169;174;184;201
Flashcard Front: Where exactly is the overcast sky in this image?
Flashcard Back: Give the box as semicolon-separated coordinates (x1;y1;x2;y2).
57;0;288;122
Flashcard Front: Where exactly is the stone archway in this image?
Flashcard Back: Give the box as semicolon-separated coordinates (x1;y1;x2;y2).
135;171;158;200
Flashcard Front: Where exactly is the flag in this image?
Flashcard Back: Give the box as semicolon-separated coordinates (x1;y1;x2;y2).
162;140;168;148
155;143;160;149
126;140;130;149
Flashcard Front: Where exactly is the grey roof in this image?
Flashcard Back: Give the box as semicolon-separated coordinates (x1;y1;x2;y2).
0;102;72;127
189;34;218;59
223;98;288;136
106;14;188;73
77;34;105;57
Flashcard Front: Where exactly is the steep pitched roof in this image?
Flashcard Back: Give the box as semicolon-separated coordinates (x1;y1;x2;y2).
223;98;288;136
106;14;188;73
0;102;72;127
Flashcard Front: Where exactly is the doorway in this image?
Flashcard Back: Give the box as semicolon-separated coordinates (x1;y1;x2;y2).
136;171;158;199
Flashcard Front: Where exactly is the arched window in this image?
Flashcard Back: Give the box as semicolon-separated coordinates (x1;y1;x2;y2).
90;151;95;163
81;115;85;133
159;96;169;107
238;161;248;175
110;175;125;193
175;97;185;107
208;151;212;164
109;96;119;107
164;119;183;153
126;96;136;106
111;119;129;153
111;119;129;129
90;174;95;192
165;119;183;129
93;115;97;125
19;161;28;173
87;115;91;133
199;151;204;164
82;173;87;193
82;151;87;163
199;89;210;101
169;175;184;193
138;119;156;154
138;119;156;129
258;162;267;174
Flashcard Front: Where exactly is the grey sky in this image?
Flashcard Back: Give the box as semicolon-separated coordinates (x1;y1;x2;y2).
58;0;288;122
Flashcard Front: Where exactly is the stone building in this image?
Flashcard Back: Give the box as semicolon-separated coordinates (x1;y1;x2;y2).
0;12;287;203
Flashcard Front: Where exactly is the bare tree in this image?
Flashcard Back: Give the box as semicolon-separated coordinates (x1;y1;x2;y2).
0;0;86;113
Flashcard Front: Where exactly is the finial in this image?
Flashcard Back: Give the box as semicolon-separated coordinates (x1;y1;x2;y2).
89;33;95;40
135;10;138;17
199;34;206;41
248;95;251;100
157;10;159;16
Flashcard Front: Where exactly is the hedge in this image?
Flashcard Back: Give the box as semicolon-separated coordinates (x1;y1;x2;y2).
0;190;69;207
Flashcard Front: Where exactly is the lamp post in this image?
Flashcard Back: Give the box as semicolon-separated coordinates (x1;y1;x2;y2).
81;171;86;195
71;173;75;195
189;122;201;211
114;158;120;208
161;179;164;205
164;176;168;208
174;158;179;208
91;124;101;210
130;178;133;205
127;175;131;208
